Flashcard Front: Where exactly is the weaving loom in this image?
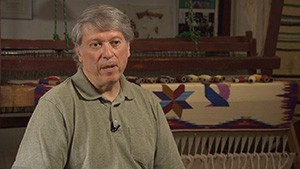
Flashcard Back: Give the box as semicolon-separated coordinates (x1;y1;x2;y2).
0;30;281;122
1;1;297;166
0;36;295;169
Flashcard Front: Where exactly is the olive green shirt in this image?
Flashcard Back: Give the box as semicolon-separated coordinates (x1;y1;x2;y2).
12;68;184;169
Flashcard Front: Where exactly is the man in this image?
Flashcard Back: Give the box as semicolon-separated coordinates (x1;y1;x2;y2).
12;4;185;169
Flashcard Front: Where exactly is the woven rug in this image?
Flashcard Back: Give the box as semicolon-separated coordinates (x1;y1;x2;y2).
274;0;300;75
142;81;298;131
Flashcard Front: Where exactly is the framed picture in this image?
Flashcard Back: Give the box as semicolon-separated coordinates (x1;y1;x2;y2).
1;0;33;19
177;0;218;37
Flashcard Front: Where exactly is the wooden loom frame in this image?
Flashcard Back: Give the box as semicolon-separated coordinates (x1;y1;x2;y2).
0;31;279;76
0;0;284;128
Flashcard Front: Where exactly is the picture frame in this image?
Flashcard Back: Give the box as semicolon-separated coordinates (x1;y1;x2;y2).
177;0;219;37
1;0;33;19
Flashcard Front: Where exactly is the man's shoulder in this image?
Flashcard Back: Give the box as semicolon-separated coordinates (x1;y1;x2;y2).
40;77;74;101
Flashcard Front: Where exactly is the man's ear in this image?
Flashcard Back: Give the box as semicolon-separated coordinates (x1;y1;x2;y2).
75;45;81;56
127;42;131;58
75;45;83;62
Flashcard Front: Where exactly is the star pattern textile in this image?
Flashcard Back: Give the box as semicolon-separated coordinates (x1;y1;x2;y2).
153;84;193;118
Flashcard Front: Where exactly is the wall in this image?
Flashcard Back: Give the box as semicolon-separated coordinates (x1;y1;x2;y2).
231;0;272;56
1;0;273;55
1;0;271;47
1;0;177;40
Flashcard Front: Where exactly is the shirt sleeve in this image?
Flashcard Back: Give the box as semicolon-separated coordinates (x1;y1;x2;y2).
153;99;185;169
12;98;69;169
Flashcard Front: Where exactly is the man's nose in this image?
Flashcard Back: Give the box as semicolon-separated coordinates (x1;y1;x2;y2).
102;43;114;59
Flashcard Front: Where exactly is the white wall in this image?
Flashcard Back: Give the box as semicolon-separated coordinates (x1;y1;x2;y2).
1;0;177;40
231;0;272;56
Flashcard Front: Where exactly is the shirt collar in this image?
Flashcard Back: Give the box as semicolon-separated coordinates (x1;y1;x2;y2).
71;68;134;101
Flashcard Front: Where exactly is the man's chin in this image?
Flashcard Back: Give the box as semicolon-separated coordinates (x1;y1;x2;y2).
105;74;120;83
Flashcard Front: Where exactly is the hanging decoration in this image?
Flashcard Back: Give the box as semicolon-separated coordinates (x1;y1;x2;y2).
53;0;70;50
53;0;60;40
63;0;70;50
186;0;200;48
176;0;200;50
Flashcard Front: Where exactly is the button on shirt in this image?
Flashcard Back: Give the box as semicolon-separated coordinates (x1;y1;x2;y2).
12;68;185;169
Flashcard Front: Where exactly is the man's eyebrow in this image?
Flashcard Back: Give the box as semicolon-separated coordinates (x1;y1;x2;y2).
87;38;101;42
110;36;123;40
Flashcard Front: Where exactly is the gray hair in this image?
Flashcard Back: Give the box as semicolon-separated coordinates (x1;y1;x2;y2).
71;4;134;65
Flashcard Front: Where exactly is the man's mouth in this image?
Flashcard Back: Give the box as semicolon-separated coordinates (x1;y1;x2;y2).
102;64;116;69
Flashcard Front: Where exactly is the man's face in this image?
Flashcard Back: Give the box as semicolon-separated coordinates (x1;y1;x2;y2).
76;24;131;88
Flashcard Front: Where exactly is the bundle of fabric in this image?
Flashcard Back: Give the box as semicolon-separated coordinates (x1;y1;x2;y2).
34;76;62;105
0;85;35;113
0;76;63;113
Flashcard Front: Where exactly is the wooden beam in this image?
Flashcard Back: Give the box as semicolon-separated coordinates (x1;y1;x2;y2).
1;57;76;73
1;39;73;50
126;56;280;72
2;56;280;73
218;0;231;36
262;0;284;75
0;0;2;84
264;0;284;57
0;116;30;128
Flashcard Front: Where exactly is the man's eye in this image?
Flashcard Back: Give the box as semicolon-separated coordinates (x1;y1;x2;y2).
111;40;121;47
90;43;101;49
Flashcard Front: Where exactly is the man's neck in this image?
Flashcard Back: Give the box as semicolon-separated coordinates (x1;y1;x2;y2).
98;81;121;102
